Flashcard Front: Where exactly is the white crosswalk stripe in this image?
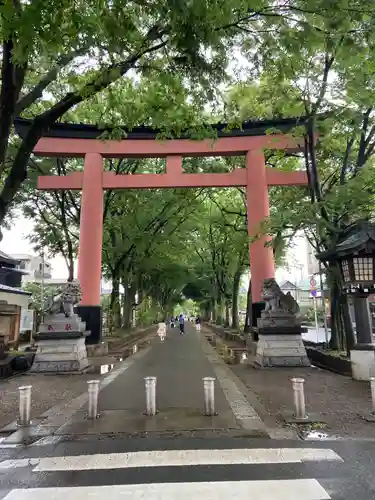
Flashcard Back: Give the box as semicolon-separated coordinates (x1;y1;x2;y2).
0;447;342;471
0;447;342;500
2;479;331;500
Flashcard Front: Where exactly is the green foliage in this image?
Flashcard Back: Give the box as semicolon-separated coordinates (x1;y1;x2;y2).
16;0;375;341
1;0;264;226
22;282;58;314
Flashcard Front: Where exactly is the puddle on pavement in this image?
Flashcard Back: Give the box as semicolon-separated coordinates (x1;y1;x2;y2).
298;429;342;441
88;340;150;375
89;364;115;374
88;356;124;374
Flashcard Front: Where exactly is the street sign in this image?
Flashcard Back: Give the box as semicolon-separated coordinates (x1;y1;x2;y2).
310;275;317;297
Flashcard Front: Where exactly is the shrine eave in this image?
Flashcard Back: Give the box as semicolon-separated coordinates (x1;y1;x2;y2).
14;116;308;141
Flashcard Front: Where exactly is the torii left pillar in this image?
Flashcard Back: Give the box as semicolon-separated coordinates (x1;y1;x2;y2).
75;153;104;344
246;150;275;329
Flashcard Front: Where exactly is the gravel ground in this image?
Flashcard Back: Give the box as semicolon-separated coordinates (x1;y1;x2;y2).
231;360;375;438
0;372;94;430
0;326;156;430
204;325;375;438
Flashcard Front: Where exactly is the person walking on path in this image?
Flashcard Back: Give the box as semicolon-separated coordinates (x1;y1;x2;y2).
179;313;185;334
157;320;167;341
195;315;201;332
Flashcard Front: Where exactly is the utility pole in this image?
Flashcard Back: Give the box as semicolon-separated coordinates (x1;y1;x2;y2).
40;249;45;324
319;261;329;346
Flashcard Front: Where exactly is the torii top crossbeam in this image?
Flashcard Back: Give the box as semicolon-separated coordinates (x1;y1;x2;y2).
15;117;309;344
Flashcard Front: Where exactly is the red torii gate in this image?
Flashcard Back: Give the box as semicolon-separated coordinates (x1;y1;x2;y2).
16;118;308;343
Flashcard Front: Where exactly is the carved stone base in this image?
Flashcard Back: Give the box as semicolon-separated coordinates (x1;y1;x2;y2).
39;313;86;334
254;332;310;368
30;336;89;374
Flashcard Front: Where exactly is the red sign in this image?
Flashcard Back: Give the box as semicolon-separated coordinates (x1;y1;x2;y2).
65;324;72;331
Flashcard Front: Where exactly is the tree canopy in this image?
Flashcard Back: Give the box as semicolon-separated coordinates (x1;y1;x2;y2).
4;1;375;346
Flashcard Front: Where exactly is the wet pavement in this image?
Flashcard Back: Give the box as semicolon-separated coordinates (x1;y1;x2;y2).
53;326;265;436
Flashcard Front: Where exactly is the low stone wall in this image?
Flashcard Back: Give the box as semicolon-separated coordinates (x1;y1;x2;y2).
305;346;352;376
204;323;258;352
107;325;156;355
86;342;109;357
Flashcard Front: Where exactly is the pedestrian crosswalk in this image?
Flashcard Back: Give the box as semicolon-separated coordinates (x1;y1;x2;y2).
0;446;344;499
3;480;331;500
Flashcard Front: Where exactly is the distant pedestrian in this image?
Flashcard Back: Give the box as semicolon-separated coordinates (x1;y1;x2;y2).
179;313;185;334
157;320;167;341
170;316;175;328
195;316;201;332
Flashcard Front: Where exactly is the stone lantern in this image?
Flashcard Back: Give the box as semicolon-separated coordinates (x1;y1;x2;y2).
317;221;375;380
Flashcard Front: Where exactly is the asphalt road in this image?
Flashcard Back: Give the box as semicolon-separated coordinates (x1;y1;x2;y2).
1;436;375;499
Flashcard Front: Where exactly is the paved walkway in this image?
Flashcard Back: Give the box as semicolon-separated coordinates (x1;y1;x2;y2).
45;324;266;437
99;325;229;411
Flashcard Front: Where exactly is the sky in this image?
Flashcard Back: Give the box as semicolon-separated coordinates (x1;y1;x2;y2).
1;216;68;279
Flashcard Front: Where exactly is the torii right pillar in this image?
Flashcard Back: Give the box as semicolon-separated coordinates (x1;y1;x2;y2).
246;149;310;368
246;150;275;329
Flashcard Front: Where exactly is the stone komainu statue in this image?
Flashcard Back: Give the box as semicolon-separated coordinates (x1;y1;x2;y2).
261;278;300;315
45;281;82;318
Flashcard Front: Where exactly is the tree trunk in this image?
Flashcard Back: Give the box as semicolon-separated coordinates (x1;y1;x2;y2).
110;276;121;331
328;265;343;350
67;257;74;281
224;299;231;327
212;298;217;322
216;295;224;325
232;269;241;329
201;301;210;322
121;277;134;330
243;279;252;333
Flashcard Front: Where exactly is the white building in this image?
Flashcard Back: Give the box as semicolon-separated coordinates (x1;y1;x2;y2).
10;254;52;283
306;241;320;276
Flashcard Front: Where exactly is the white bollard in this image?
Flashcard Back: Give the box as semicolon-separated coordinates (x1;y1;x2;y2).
18;385;32;426
87;380;100;419
291;377;307;420
370;377;375;414
132;344;138;354
144;376;157;416
203;377;216;416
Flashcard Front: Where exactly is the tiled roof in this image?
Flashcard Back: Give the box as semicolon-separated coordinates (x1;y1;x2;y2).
0;250;12;259
0;250;20;264
0;284;32;295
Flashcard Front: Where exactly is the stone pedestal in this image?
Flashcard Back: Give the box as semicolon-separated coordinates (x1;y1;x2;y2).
30;313;89;374
254;310;310;367
350;344;375;381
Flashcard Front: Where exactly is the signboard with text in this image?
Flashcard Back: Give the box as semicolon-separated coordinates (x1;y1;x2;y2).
20;309;34;332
